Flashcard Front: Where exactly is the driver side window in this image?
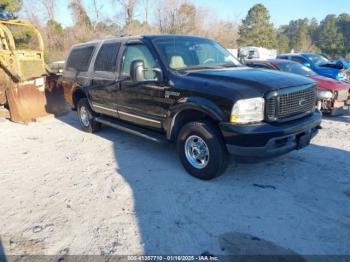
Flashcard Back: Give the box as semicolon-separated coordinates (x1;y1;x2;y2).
121;44;157;80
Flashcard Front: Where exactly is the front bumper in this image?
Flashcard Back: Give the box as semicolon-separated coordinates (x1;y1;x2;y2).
220;111;322;158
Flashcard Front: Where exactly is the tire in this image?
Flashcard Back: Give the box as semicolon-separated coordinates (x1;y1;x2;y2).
176;121;228;180
77;98;101;133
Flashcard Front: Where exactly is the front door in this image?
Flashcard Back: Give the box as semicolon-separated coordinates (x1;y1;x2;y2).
117;43;166;129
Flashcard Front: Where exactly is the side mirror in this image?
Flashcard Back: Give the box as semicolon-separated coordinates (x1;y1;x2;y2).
304;62;311;68
130;60;163;83
130;60;145;82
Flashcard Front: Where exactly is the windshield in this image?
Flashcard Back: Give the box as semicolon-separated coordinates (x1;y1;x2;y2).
304;54;331;66
153;37;241;71
277;62;317;77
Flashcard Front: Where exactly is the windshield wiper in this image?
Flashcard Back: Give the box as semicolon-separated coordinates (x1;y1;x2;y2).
218;63;239;68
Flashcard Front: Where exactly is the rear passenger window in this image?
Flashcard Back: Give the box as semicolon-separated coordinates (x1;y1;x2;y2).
291;56;307;64
66;46;95;72
94;43;120;72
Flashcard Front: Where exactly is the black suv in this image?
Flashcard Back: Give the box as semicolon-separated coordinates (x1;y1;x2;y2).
63;35;321;180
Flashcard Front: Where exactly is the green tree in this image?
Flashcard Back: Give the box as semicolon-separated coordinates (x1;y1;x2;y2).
285;19;308;51
277;31;290;53
318;14;344;57
279;18;320;53
309;18;319;44
238;4;277;48
336;13;350;53
0;0;22;13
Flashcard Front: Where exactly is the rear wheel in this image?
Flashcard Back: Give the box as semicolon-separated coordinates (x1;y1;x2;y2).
176;121;228;180
77;98;100;133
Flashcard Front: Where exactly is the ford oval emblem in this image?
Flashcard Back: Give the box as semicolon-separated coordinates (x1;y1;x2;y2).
299;98;307;106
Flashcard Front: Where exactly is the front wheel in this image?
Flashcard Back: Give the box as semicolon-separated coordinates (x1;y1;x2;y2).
77;98;101;133
176;121;228;180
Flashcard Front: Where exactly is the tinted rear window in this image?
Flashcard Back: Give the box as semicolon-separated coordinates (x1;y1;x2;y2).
94;42;120;72
291;56;307;64
66;46;95;72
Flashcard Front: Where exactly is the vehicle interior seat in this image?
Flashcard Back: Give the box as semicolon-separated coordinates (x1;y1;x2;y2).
170;55;186;69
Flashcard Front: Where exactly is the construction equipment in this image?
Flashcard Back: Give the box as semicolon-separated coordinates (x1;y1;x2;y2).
0;16;68;123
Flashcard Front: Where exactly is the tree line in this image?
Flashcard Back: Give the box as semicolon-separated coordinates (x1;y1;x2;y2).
238;4;350;59
1;0;349;62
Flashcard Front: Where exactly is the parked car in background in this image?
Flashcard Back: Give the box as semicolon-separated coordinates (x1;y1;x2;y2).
246;59;350;115
277;53;350;82
49;61;65;75
63;35;321;180
238;46;277;62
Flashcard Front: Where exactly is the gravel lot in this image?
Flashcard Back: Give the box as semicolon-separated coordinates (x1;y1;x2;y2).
0;111;349;258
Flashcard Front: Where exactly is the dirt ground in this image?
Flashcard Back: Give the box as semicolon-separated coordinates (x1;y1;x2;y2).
0;111;349;258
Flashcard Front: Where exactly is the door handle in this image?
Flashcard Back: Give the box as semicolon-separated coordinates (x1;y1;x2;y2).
115;80;122;90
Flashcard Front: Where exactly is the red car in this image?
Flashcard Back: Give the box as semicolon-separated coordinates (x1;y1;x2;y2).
246;59;350;115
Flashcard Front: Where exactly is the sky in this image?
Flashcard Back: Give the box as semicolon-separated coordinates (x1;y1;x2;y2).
24;0;350;28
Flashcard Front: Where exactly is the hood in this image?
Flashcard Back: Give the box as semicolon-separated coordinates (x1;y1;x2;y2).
314;66;341;77
178;67;314;99
309;75;350;91
319;62;343;70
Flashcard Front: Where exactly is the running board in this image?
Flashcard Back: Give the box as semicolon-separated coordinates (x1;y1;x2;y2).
94;116;169;144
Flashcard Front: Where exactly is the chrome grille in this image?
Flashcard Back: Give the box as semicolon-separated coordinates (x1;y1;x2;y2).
266;84;317;122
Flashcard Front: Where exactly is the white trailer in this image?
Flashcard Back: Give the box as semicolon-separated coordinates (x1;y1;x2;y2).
238;47;277;61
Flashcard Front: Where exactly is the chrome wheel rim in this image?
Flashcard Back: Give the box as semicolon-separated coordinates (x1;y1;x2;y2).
80;106;90;127
184;135;210;169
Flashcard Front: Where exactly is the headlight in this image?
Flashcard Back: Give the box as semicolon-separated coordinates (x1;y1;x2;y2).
231;97;265;124
317;90;333;100
336;72;344;80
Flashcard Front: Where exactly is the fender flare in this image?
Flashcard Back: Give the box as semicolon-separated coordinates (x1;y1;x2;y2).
71;84;88;108
165;96;227;140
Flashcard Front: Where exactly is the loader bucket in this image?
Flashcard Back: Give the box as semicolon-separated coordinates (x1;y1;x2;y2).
5;79;69;123
0;19;69;123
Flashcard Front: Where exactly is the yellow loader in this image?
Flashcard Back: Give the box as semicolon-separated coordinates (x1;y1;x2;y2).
0;18;68;123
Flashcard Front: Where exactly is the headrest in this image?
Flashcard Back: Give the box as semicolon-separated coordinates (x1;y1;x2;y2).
170;56;186;69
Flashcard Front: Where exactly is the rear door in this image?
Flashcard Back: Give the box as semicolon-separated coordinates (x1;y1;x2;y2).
63;45;96;107
89;41;121;116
